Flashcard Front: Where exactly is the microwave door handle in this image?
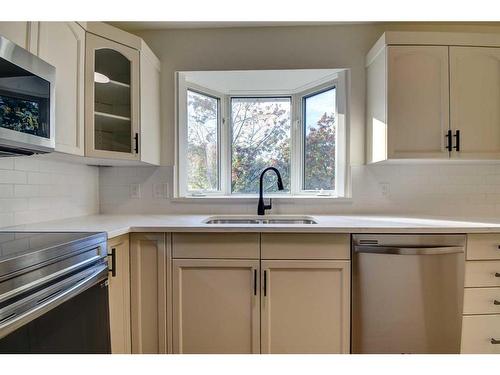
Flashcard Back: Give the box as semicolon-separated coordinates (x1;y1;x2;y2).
0;264;108;340
354;246;465;255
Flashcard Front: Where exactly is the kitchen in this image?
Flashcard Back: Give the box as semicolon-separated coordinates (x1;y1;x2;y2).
0;1;500;370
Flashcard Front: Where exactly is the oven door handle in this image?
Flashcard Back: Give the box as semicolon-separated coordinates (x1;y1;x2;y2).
354;246;464;255
0;264;108;340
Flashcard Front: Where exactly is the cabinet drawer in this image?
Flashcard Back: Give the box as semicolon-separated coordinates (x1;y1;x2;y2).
261;233;350;260
467;234;500;260
461;315;500;353
463;288;500;315
465;261;500;287
172;233;259;259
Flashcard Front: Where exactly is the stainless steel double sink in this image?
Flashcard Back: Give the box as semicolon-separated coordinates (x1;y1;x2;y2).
204;215;318;225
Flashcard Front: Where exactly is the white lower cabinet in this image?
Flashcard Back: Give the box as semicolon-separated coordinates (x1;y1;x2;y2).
462;233;500;353
260;260;350;354
172;259;260;354
170;233;351;354
130;233;168;354
107;234;131;354
461;315;500;354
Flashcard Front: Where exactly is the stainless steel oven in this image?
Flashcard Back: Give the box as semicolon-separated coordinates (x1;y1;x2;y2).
0;232;110;353
0;35;55;156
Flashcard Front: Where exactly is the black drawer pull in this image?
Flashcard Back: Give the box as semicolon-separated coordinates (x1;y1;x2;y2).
495;272;500;278
108;248;116;277
253;269;257;296
453;130;460;152
494;300;500;305
445;130;452;152
264;270;267;297
491;338;500;345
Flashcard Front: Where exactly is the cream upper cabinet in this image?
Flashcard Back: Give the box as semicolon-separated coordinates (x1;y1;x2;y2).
107;234;131;354
387;46;450;159
172;259;260;354
37;22;85;155
85;33;140;161
450;47;500;159
260;260;350;354
83;22;161;165
0;22;37;53
366;32;500;162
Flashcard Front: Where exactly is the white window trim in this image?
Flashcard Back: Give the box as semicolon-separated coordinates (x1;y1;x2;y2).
175;71;349;199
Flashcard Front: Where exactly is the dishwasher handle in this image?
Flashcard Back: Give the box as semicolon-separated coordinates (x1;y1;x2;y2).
354;245;465;255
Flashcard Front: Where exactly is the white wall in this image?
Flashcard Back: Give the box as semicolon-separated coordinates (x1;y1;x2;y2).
98;23;500;219
0;155;99;227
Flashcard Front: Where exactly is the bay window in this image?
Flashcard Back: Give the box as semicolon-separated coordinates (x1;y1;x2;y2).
177;70;348;198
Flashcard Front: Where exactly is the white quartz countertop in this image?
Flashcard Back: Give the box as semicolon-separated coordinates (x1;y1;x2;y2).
3;214;500;238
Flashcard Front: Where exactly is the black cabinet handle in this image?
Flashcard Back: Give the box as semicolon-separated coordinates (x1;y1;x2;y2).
495;272;500;278
453;130;460;152
108;248;116;277
134;133;139;154
491;338;500;345
445;130;452;152
253;269;257;296
263;270;267;297
494;300;500;305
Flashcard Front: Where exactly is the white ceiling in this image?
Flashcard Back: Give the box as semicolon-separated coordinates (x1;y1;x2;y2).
180;69;341;93
109;21;371;31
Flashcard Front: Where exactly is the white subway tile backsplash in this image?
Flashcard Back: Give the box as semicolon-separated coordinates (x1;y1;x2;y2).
98;163;500;218
0;198;28;212
14;185;39;198
0;155;99;228
0;158;14;170
0;185;14;198
0;170;27;184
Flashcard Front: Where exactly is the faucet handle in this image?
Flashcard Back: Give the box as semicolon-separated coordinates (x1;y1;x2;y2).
265;198;272;211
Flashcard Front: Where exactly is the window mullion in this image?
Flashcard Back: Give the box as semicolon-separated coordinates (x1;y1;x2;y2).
222;95;231;196
290;94;301;196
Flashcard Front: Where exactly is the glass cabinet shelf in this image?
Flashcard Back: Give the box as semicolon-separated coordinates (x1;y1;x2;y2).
94;111;131;122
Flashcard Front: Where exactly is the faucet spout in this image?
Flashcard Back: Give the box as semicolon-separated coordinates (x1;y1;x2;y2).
258;167;284;216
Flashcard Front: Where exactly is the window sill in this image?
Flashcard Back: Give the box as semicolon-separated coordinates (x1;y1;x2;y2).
172;195;353;203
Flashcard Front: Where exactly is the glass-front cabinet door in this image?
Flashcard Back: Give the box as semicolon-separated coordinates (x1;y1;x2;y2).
85;33;140;160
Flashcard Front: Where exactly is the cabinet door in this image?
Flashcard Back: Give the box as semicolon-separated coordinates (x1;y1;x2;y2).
130;233;168;353
85;33;140;160
450;47;500;159
0;22;36;52
261;260;350;354
139;45;161;165
172;259;260;353
387;46;450;159
107;234;131;354
37;22;85;155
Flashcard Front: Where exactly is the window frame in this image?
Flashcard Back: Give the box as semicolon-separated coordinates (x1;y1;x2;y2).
176;71;348;198
177;81;225;196
296;83;338;195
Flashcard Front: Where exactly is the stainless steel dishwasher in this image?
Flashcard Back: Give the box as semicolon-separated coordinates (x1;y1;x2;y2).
352;234;466;354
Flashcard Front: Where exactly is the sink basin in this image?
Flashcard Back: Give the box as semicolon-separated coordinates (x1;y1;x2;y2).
204;216;318;225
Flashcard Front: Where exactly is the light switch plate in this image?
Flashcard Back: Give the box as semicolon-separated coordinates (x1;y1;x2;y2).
130;184;141;199
379;182;390;197
153;183;169;199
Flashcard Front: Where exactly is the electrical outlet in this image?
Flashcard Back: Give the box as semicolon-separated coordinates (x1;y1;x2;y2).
379;182;390;197
130;184;141;199
153;183;169;199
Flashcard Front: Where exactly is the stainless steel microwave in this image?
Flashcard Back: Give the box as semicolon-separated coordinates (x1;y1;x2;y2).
0;35;55;156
